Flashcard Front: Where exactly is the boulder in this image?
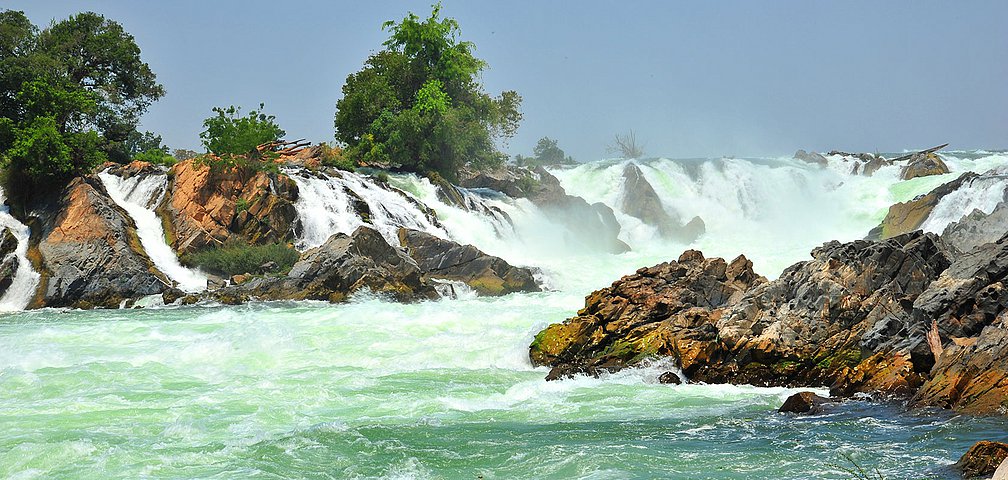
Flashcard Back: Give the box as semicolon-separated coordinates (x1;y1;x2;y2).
941;201;1008;256
619;163;704;243
0;228;18;296
867;172;979;240
778;391;833;414
827;150;890;176
216;226;437;304
793;150;828;167
901;152;950;180
30;177;169;308
658;371;682;385
955;441;1008;479
167;159;300;254
397;228;539;296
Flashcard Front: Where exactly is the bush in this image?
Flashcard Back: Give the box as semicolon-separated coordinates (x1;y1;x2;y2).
182;241;299;277
200;103;284;156
319;141;355;171
133;147;175;166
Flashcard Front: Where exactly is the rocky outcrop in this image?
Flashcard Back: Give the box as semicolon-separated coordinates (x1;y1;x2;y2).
901;152;950;180
793;150;828;167
167;159;300;254
0;227;19;296
212;226;437;304
397;228;539;296
955;441;1008;479
826;150;890;176
619;163;704;243
867;172;979;240
941;201;1008;256
29;177;168;308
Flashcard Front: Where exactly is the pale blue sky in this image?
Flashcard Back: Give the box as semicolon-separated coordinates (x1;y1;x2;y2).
8;1;1007;159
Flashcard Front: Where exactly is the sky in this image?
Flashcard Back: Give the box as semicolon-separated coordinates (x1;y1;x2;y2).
7;1;1007;160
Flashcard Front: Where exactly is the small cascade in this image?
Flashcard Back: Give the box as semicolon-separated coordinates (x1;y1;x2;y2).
919;165;1008;234
98;171;208;293
286;168;448;249
0;187;41;312
457;187;515;237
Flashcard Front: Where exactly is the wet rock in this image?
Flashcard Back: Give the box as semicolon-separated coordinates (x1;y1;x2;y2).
0;228;18;296
827;150;890;176
793;150;828;167
940;201;1008;256
167;159;300;254
778;391;833;414
658;371;682;385
397;228;539;296
901;152;950;180
31;177;169;308
619;163;704;243
955;441;1008;479
867;172;979;240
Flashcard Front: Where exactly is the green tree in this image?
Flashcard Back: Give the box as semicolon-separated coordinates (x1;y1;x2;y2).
334;3;522;181
0;10;164;201
200;104;285;156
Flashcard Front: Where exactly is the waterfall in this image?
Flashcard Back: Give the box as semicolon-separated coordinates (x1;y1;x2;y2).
919;165;1008;234
98;171;208;293
0;187;41;312
286;168;448;249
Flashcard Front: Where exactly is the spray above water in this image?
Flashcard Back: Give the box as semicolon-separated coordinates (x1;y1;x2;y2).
98;171;208;293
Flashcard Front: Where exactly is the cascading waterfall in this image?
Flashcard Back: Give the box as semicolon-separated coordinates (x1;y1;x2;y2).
0;186;40;312
286;168;448;249
98;171;207;293
920;164;1008;234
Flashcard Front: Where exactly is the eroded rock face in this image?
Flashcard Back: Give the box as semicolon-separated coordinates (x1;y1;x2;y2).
901;152;950;180
0;227;19;296
167;159;300;254
31;177;168;308
867;172;979;240
793;150;828;167
214;226;437;304
530;232;953;397
397;228;539;296
941;201;1008;256
619;163;704;243
955;441;1008;479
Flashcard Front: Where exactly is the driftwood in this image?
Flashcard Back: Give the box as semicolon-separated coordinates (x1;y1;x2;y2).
890;143;949;163
927;319;944;362
256;139;311;156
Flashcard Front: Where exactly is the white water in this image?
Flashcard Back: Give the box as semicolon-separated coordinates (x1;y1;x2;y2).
287;168;448;249
0;187;40;312
98;171;207;293
920;164;1008;234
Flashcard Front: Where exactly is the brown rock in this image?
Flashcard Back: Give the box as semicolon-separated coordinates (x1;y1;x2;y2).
901;152;950;180
956;441;1008;479
778;391;833;414
658;371;682;384
867;171;979;240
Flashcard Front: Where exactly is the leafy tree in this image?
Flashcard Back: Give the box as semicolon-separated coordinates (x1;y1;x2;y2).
334;3;522;181
172;148;199;161
517;136;575;167
0;10;163;202
200;104;284;156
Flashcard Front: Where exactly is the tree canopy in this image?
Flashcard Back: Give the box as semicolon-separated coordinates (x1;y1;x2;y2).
200;104;285;156
0;10;163;201
334;3;521;180
516;137;575;167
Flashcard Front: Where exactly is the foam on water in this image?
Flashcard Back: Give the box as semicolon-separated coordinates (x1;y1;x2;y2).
98;171;207;292
0;187;40;312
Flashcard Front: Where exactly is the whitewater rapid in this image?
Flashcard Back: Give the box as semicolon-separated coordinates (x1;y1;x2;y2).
0;186;40;312
98;171;208;293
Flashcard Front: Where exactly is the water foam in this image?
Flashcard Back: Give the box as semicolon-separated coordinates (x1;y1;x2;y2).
0;186;41;312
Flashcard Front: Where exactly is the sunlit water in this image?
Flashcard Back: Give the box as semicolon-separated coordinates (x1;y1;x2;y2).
1;151;1006;479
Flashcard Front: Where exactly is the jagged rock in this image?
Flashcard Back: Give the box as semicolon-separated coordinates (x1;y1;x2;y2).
100;160;163;180
530;250;766;379
901;152;950;180
941;201;1008;256
397;228;539;296
216;226;437;304
778;392;833;414
827;150;890;176
30;177;169;308
955;441;1008;479
620;163;704;243
867;172;979;240
793;150;828;167
0;227;18;296
530;232;954;398
458;165;535;199
167;159;300;254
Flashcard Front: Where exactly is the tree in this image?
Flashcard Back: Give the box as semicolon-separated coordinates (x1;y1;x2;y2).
199;104;284;156
0;10;164;201
334;3;522;181
607;130;645;159
522;136;574;166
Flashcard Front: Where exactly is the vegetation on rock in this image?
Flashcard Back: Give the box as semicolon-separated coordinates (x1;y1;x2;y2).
181;241;298;277
334;3;522;181
515;137;576;167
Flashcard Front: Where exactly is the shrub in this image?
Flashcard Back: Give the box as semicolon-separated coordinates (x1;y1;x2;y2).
200;103;284;156
319;141;355;171
133;147;175;166
182;241;299;277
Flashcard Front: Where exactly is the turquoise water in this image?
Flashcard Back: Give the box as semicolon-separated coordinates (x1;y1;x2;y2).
3;152;1007;478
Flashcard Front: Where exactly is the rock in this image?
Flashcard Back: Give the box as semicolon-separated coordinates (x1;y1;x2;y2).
530;250;766;379
258;261;279;274
940;201;1008;256
397;228;539;296
901;152;950;180
794;150;828;167
167;159;300;254
530;231;954;397
230;273;250;285
995;457;1008;480
867;172;979;240
30;177;169;308
778;391;833;414
619;163;704;243
100;160;162;180
0;228;18;296
956;441;1008;479
217;226;437;304
658;371;682;385
827;150;890;176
